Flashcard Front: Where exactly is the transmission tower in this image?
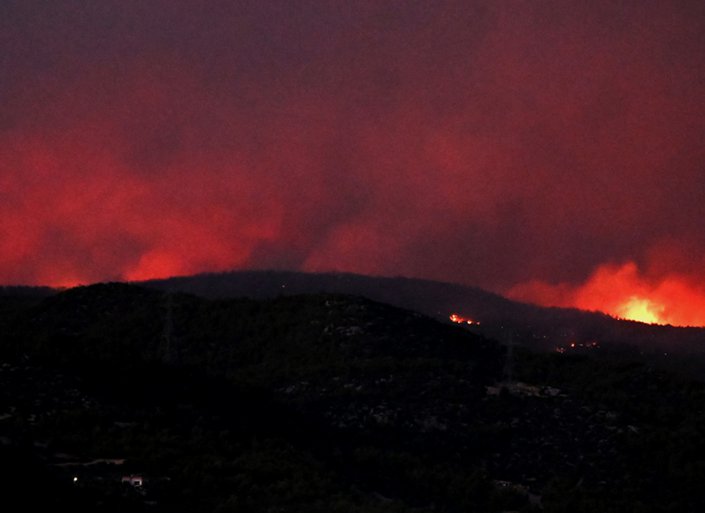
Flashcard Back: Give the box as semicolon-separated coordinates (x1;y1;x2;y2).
161;292;174;364
502;326;515;386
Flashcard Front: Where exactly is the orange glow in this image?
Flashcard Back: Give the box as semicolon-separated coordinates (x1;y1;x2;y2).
50;279;84;289
507;262;705;327
616;296;664;324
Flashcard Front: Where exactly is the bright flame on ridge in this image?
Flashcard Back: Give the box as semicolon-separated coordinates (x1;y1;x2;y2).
616;296;665;324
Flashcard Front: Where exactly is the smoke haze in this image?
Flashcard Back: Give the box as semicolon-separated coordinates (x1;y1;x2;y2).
3;1;705;323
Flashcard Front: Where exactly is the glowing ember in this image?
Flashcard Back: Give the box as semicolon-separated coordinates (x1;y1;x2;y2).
556;341;600;353
449;313;480;325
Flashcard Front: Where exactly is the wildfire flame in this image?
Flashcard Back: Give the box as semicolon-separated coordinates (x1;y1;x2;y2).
506;261;705;327
449;313;480;325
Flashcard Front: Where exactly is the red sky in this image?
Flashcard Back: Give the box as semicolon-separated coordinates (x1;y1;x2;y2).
3;1;705;325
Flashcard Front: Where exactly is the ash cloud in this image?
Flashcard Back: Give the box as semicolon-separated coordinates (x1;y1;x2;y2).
2;0;705;317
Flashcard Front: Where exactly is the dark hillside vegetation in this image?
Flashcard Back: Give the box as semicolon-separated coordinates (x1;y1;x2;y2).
0;283;703;511
142;270;705;359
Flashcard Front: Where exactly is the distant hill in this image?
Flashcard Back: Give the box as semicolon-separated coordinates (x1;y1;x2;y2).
140;270;705;356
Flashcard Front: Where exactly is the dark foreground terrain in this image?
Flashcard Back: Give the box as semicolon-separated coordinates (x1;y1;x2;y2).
0;283;704;512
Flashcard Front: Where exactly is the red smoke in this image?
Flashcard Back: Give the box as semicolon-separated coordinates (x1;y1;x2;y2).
2;1;705;326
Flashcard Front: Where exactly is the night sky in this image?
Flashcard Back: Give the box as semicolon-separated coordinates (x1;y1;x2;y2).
3;1;705;325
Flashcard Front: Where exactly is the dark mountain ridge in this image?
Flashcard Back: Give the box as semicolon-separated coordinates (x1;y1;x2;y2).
6;270;705;357
140;270;705;356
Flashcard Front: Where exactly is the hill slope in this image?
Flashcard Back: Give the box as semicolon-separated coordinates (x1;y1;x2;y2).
1;283;705;511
